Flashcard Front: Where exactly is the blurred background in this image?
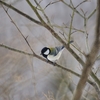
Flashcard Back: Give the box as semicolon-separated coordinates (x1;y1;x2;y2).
0;0;99;100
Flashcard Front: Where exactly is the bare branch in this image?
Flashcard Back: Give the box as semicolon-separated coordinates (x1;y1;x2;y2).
26;0;45;24
0;43;33;56
81;8;90;52
0;43;80;78
75;0;88;9
72;0;100;100
89;82;100;100
0;0;43;26
44;0;60;10
61;0;85;18
68;8;75;44
88;9;97;19
34;0;51;24
1;4;35;55
53;24;85;33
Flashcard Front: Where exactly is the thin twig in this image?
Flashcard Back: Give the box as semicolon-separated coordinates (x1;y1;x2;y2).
81;8;90;53
44;0;60;10
75;0;88;9
88;9;96;19
0;1;43;26
68;5;75;44
88;81;100;100
59;31;86;56
0;43;33;56
34;0;51;24
1;5;35;55
26;0;45;24
61;0;84;18
53;24;85;33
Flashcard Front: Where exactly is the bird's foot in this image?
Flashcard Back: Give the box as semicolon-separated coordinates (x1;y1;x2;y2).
47;60;50;63
52;62;56;66
46;60;56;66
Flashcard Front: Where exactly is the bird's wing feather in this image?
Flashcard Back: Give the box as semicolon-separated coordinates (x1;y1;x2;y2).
55;46;64;52
50;46;64;56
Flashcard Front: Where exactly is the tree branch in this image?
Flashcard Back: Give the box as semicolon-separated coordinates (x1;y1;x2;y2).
0;0;43;26
0;43;80;78
72;0;100;100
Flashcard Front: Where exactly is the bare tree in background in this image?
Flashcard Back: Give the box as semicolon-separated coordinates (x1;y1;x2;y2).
0;0;100;100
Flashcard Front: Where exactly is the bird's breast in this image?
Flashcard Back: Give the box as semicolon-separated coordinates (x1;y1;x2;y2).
47;50;63;61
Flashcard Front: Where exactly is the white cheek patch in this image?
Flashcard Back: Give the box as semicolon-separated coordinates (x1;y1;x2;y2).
44;49;49;55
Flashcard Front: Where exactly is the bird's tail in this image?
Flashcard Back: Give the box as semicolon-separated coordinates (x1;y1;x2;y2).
61;45;65;49
62;40;73;48
57;40;73;51
68;40;74;44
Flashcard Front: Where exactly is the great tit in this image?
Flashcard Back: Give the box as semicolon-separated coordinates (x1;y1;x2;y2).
41;46;64;62
40;41;73;62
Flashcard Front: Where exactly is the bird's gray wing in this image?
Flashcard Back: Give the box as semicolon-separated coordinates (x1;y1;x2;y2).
56;45;64;51
50;46;64;56
54;46;64;56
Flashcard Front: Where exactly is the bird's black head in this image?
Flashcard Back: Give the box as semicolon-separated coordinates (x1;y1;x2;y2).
41;47;50;58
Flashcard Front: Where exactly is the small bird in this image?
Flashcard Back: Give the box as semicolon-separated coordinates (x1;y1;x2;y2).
41;45;64;62
40;41;73;62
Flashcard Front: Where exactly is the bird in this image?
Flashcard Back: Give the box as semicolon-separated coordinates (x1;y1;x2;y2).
40;41;73;62
41;45;64;62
